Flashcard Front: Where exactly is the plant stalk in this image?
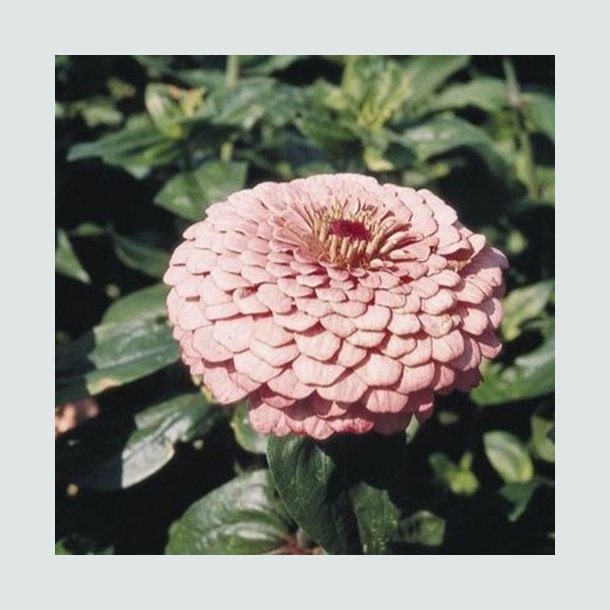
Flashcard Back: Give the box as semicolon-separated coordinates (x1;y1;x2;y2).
502;56;539;199
220;55;240;162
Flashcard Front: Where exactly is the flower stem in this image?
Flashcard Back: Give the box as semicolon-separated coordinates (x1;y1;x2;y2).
220;55;240;162
502;56;539;199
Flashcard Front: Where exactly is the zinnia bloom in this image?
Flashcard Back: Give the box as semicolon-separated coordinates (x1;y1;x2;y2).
164;174;507;439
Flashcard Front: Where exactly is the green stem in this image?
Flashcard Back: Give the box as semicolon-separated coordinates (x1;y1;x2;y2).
220;55;240;162
502;56;539;199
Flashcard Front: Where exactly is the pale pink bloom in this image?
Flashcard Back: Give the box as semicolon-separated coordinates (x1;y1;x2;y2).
164;174;507;439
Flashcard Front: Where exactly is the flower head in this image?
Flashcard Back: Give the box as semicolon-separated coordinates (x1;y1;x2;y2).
164;174;507;439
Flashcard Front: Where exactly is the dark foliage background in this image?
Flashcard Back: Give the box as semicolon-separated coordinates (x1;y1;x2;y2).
55;55;554;555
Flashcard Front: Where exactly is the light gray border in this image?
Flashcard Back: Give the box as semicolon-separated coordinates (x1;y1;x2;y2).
6;0;599;606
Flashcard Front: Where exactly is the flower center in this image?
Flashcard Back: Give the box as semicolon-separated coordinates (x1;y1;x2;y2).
328;219;371;241
306;201;412;268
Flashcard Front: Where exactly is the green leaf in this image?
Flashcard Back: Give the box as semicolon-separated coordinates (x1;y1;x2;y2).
55;229;90;284
57;392;222;490
394;510;446;547
341;56;411;130
523;91;554;141
501;280;554;341
102;283;168;324
345;434;406;554
166;470;294;554
230;402;268;454
530;407;555;463
402;55;470;108
431;77;507;113
145;83;187;139
471;325;555;406
498;478;544;522
240;55;304;76
483;431;534;484
429;452;479;495
67;120;180;174
399;115;506;175
55;319;179;403
267;436;361;554
154;160;248;221
110;232;170;278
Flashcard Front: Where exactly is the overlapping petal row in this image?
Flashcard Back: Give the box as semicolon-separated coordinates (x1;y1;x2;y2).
164;174;508;439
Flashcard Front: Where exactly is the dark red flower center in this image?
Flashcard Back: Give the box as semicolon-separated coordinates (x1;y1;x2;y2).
328;219;371;241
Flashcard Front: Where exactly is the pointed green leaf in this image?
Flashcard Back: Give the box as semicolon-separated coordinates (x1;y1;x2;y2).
501;280;554;341
230;402;268;454
267;436;361;554
55;319;179;403
484;431;534;484
154;160;248;221
102;283;168;324
56;229;90;284
166;470;294;554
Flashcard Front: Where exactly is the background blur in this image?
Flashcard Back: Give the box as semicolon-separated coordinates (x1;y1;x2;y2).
55;55;554;554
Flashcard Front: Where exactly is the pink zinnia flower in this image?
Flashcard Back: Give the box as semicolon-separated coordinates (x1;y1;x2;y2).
164;174;507;439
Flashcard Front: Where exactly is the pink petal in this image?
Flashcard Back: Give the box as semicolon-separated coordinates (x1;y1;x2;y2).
419;313;454;338
177;301;209;331
317;371;368;402
388;312;421;335
395;363;435;393
266;368;315;400
346;329;386;348
211;267;251;291
233;351;282;383
241;265;275;284
320;314;356;338
374;290;406;308
401;336;432;366
248;401;291;436
192;326;232;362
277;277;314;298
355;353;403;386
212;316;254;353
257;283;293;313
199;275;231;305
315;287;347;302
204;365;251;403
335;341;368;367
380;334;417;358
273;310;318;332
422;289;457;315
295;297;333;317
294;329;341;361
186;249;218;274
363;388;410;413
330;300;368;317
250;339;300;367
346;286;374;303
292;354;345;386
233;289;269;315
253;317;293;347
353;305;391;331
204;301;241;320
431;330;465;363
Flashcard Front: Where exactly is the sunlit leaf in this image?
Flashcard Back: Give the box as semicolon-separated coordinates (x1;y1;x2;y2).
155;160;248;221
431;77;507;113
394;510;446;547
472;325;555;406
110;232;170;278
523;91;554;141
429;452;479;496
230;402;268;454
56;392;221;490
483;431;534;484
55;319;179;403
102;283;168;324
56;229;90;284
501;280;554;341
166;470;294;554
530;407;555;463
